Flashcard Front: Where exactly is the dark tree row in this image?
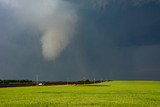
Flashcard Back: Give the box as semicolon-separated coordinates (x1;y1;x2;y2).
0;80;33;84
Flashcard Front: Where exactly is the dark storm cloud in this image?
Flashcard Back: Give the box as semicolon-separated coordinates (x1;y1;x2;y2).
0;0;160;81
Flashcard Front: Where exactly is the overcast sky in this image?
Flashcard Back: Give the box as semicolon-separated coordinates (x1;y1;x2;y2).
0;0;160;81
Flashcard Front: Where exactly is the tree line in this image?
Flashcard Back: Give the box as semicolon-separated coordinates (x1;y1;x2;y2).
0;80;33;84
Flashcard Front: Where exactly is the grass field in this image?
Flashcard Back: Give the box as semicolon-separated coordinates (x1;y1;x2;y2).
0;81;160;107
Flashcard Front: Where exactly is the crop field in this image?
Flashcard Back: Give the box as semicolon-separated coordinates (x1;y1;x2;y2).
0;81;160;107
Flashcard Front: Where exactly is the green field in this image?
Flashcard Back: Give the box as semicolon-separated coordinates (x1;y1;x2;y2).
0;81;160;107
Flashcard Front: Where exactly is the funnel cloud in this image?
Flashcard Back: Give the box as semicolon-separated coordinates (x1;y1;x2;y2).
1;0;77;60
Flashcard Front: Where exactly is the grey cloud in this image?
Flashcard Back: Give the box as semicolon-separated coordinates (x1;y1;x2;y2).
0;0;78;60
0;0;160;80
86;0;160;9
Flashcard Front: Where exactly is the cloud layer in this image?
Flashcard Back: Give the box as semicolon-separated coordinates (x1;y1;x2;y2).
0;0;78;60
0;0;160;80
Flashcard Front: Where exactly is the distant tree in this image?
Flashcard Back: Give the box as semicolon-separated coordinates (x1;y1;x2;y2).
0;80;33;84
85;80;90;82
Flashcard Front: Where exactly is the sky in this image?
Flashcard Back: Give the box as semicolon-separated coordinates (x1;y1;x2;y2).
0;0;160;81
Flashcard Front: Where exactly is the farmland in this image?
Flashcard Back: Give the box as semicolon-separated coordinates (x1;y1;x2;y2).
0;81;160;107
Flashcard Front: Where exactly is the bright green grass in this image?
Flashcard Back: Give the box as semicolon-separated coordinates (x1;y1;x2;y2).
0;81;160;107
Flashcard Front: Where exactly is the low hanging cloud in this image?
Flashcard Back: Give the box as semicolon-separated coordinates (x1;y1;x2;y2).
1;0;159;60
0;0;78;60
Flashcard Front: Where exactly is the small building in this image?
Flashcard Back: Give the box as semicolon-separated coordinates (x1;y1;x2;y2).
38;83;43;86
